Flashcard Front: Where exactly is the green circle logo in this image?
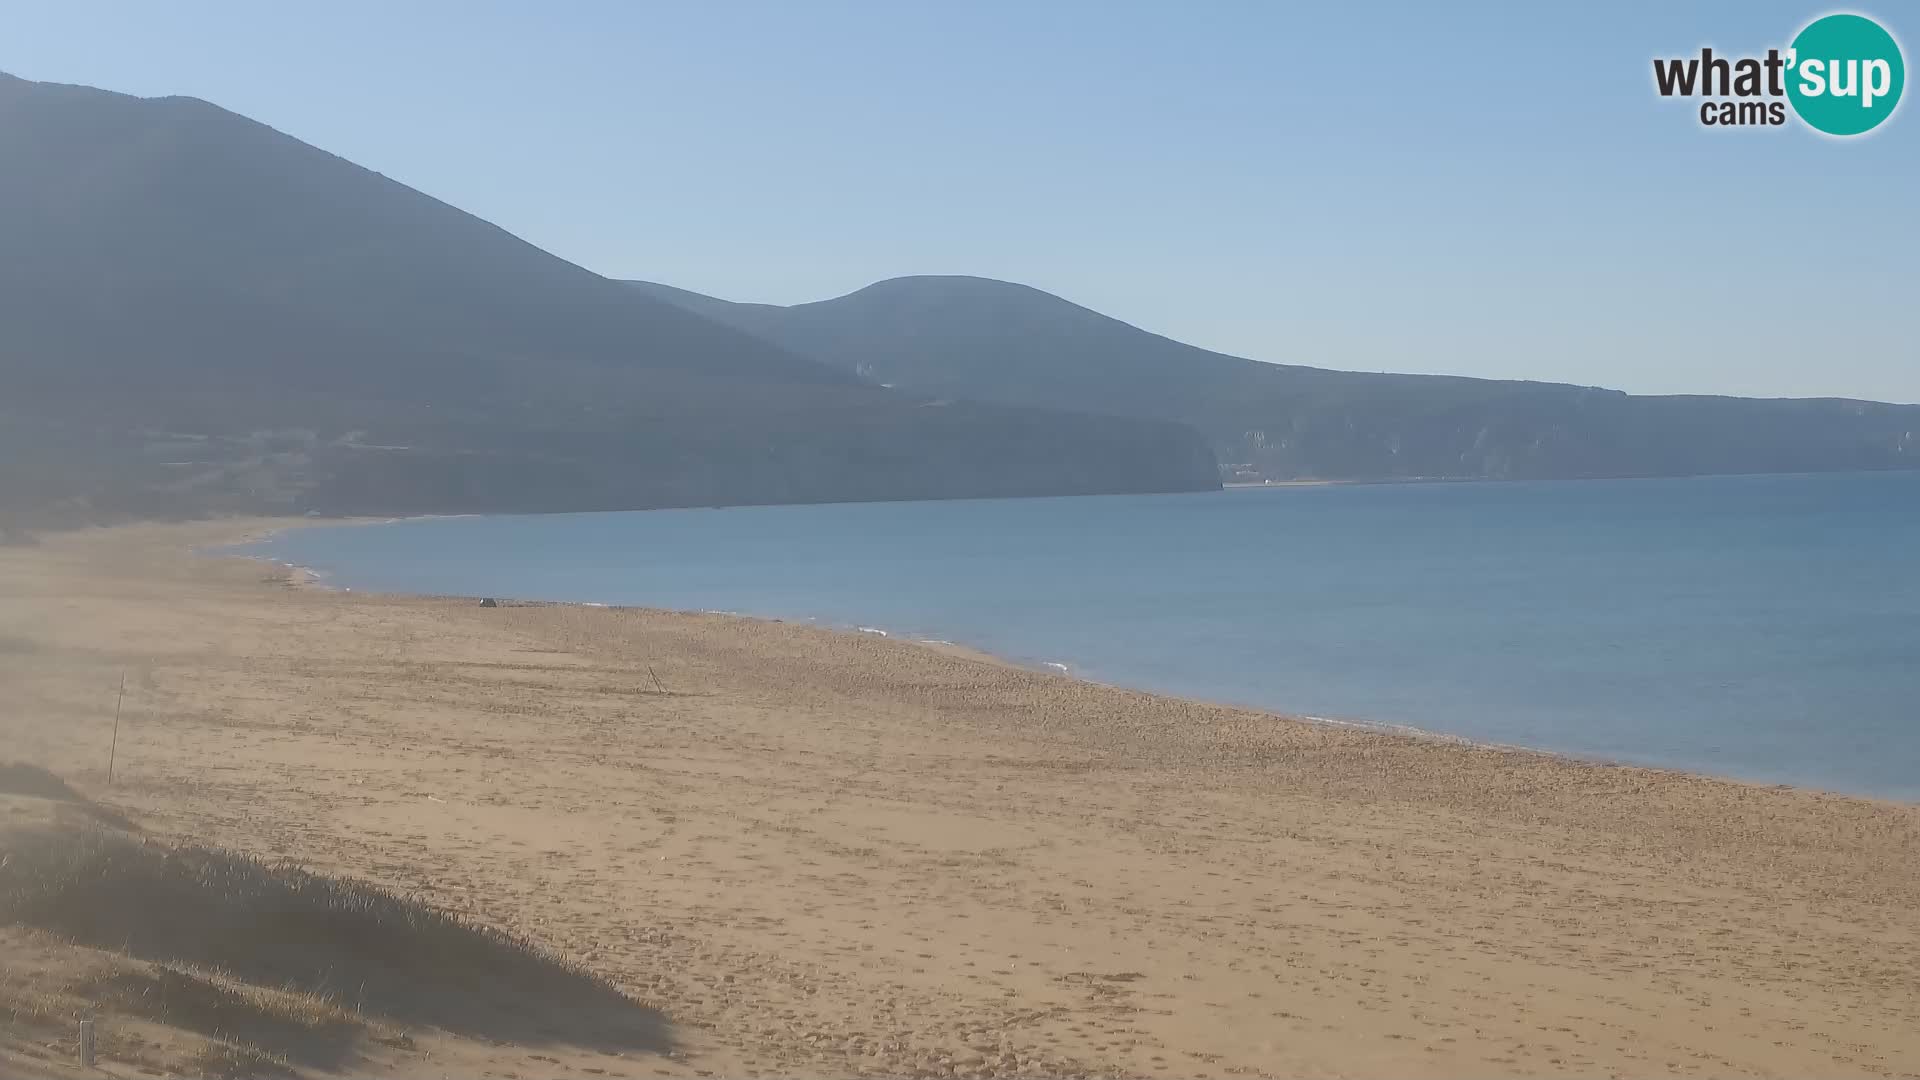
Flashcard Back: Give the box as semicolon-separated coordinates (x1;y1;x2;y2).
1786;13;1905;136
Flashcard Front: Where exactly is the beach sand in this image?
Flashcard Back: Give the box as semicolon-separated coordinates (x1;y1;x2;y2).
2;520;1917;1078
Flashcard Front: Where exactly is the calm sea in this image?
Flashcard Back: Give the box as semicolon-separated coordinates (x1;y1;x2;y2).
238;472;1920;800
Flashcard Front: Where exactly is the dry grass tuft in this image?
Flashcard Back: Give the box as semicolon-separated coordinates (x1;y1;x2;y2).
0;943;348;1076
0;761;136;830
0;823;669;1056
2;764;669;1074
182;1039;297;1080
0;762;83;803
78;963;362;1071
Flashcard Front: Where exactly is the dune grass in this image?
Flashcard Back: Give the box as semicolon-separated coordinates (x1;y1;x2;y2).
0;762;81;802
0;761;135;829
0;762;670;1073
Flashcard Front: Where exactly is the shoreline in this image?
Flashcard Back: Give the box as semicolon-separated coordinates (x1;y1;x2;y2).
8;518;1918;1077
229;516;1911;807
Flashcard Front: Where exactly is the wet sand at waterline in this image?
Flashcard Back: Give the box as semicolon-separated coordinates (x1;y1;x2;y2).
2;521;1916;1078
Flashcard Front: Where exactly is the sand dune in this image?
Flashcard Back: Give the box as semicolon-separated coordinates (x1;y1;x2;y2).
2;521;1917;1078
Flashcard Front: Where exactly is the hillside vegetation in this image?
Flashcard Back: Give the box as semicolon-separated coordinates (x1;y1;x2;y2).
0;72;1218;525
635;275;1920;482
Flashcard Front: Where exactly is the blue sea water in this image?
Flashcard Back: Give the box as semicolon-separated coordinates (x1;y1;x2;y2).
238;472;1920;800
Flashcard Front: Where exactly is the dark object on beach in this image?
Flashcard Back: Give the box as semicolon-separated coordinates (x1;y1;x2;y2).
478;598;499;608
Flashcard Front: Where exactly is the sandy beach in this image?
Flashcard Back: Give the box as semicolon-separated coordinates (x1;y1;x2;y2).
3;520;1918;1079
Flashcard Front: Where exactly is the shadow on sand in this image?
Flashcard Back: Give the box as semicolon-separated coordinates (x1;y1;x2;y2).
0;764;670;1063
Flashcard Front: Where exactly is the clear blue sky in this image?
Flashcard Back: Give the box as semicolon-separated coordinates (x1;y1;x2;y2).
3;1;1914;401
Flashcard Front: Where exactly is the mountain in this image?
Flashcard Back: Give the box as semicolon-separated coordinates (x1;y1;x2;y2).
632;276;1920;483
0;73;1218;524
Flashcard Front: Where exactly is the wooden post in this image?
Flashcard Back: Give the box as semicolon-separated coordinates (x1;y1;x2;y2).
78;1019;96;1066
107;672;126;785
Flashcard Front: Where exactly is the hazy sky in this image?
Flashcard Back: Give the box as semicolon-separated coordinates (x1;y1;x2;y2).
3;1;1915;401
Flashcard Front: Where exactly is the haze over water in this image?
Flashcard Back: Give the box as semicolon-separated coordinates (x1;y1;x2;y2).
245;472;1920;801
